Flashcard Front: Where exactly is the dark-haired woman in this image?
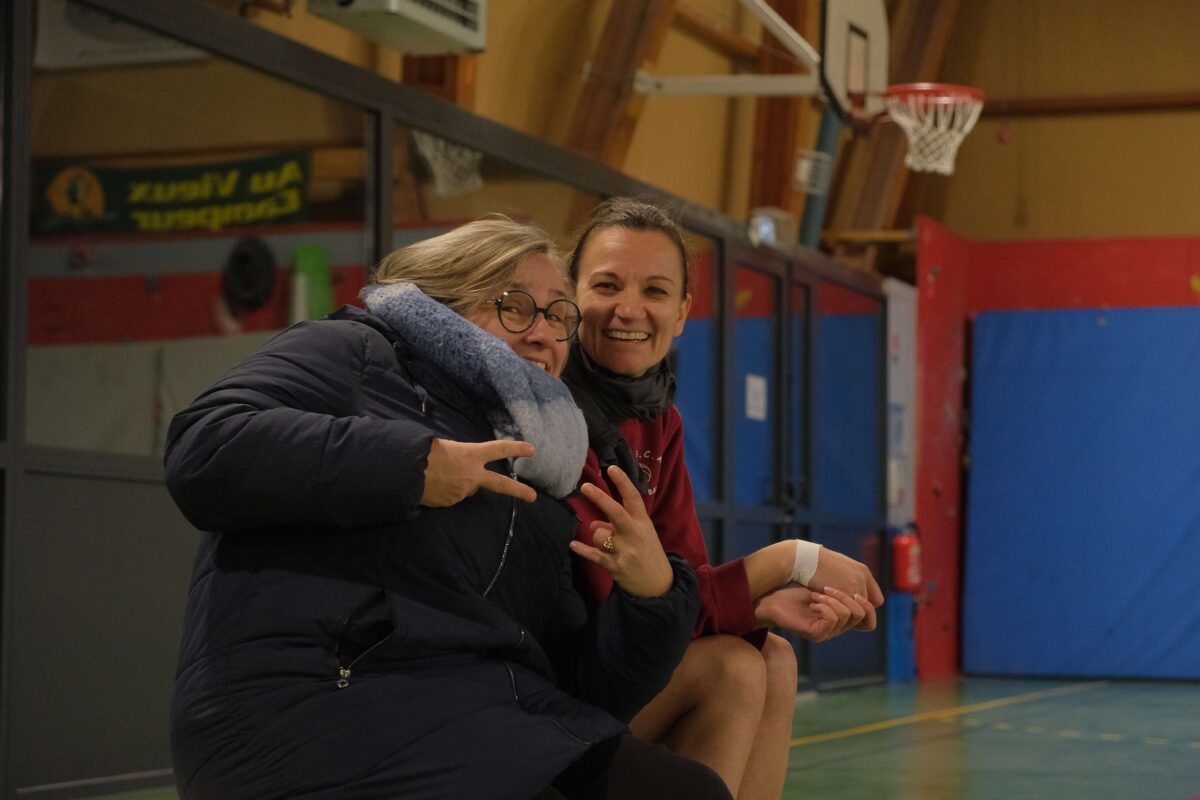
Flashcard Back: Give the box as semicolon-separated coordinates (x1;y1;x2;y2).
562;199;885;800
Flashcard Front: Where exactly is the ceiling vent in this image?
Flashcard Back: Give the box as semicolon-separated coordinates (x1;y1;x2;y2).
308;0;486;55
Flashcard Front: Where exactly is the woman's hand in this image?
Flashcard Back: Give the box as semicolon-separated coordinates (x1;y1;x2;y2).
744;540;883;631
808;548;885;626
420;438;538;507
569;465;675;597
754;584;873;642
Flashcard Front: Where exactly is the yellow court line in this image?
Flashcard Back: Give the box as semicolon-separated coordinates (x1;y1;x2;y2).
791;681;1108;748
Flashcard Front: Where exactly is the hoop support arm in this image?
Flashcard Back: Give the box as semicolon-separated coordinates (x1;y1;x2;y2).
736;0;821;71
634;70;820;97
631;0;822;98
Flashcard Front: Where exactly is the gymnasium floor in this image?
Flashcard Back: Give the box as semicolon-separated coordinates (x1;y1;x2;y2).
89;678;1200;800
784;678;1200;799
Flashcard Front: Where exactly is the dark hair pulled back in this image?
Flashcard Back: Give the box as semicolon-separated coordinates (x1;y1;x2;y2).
568;198;690;297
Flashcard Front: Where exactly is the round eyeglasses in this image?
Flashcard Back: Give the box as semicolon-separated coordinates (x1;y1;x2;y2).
492;290;581;342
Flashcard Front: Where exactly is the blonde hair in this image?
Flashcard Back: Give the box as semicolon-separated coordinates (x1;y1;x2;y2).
372;215;567;314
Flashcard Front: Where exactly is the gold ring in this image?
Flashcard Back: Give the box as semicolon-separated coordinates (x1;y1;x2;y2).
601;537;616;553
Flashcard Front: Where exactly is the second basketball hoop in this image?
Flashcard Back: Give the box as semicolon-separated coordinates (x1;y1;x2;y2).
883;83;985;176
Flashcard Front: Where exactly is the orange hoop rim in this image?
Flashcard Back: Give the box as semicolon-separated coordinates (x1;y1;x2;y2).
884;82;985;103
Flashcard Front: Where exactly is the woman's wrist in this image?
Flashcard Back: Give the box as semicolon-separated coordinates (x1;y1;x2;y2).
648;558;675;597
617;551;676;598
743;540;798;599
624;555;673;598
790;539;822;585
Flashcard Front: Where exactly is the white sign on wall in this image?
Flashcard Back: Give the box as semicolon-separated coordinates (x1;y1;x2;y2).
745;373;768;421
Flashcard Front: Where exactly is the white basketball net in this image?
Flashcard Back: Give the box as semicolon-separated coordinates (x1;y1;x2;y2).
885;90;983;176
412;130;484;197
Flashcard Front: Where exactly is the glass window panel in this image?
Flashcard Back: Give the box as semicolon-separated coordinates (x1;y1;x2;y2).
392;125;602;251
814;281;882;515
733;266;778;507
674;232;720;503
789;282;809;508
26;33;370;455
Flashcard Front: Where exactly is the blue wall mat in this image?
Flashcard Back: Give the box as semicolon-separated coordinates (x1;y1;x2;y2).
816;314;881;514
675;319;718;504
964;308;1200;679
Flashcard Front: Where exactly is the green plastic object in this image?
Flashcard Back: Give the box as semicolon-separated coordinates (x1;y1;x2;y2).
291;243;334;321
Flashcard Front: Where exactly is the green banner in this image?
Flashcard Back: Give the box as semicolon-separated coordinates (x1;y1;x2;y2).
32;150;311;236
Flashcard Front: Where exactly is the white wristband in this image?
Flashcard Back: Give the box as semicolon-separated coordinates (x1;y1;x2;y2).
790;540;822;586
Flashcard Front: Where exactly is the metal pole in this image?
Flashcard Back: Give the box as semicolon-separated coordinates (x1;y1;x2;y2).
799;109;842;249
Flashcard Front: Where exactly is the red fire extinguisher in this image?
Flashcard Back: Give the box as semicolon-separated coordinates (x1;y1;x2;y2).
892;525;922;593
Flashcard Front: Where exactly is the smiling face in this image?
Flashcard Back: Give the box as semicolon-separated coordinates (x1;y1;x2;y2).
574;227;693;378
465;252;571;378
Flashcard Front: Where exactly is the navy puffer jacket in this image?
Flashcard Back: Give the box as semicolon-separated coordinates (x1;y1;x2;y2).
164;306;699;800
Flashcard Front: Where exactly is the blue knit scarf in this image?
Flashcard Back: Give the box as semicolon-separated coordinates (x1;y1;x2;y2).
361;282;587;498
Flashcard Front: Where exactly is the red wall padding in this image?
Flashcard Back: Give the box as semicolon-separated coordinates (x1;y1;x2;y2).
914;218;970;680
915;220;1200;680
969;237;1200;312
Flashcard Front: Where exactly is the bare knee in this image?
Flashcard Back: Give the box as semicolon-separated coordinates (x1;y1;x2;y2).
632;635;767;742
761;633;798;692
692;635;768;705
760;633;799;713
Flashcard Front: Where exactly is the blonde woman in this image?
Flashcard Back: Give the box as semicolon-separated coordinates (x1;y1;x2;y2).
165;218;730;800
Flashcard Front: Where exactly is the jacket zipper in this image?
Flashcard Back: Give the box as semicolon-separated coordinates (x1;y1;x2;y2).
415;384;429;415
503;661;520;703
481;467;519;598
333;590;399;689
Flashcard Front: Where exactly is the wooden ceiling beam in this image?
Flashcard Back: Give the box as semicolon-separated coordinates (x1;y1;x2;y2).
982;91;1200;117
823;227;914;244
402;54;477;109
566;0;679;167
747;0;819;217
674;2;763;67
866;0;961;225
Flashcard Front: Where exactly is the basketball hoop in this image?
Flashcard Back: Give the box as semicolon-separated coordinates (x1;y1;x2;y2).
883;83;984;175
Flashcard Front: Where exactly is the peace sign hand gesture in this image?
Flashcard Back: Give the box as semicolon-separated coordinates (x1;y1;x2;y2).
420;438;538;507
569;465;675;598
